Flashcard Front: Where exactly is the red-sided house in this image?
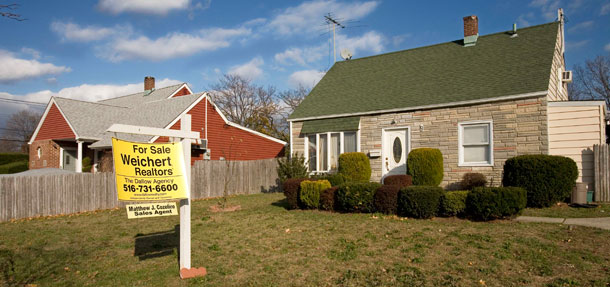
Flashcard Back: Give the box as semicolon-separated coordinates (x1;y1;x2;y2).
28;77;286;172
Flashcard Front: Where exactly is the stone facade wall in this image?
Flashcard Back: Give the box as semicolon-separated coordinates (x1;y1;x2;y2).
292;96;549;188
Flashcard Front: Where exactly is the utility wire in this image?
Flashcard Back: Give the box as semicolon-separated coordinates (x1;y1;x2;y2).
0;97;47;106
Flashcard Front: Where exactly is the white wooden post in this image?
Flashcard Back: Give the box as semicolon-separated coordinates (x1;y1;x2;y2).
179;114;192;270
76;140;83;173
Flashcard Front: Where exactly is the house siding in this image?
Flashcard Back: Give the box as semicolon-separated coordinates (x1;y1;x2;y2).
170;87;191;98
156;97;285;163
292;96;549;187
547;24;568;102
548;103;606;191
34;103;75;141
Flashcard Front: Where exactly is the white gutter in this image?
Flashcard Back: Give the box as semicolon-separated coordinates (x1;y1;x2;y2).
288;90;548;122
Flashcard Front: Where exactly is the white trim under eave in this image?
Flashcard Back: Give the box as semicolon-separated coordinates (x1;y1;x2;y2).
28;97;80;145
167;83;193;99
287;90;549;122
548;101;606;109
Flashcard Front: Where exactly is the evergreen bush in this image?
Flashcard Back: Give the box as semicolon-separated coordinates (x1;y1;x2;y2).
276;154;309;184
383;174;413;188
466;187;527;221
460;173;487;190
338;152;371;182
336;182;381;213
0;161;28;174
439;190;469;217
374;185;401;214
282;178;308;209
407;148;443;186
398;186;444;219
320;187;339;211
502;155;578;207
299;180;331;209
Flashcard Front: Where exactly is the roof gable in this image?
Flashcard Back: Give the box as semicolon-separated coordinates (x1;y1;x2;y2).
290;22;559;120
98;83;190;107
31;101;76;142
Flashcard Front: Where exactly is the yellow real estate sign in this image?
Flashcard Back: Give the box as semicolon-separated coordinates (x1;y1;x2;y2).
112;138;189;201
126;202;179;219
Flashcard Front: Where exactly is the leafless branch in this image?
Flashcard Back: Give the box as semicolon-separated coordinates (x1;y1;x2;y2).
0;4;26;21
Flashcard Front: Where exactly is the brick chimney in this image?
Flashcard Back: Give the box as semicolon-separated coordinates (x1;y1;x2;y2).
144;76;155;91
463;15;479;47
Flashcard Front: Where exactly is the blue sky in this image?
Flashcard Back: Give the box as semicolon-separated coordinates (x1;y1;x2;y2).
0;0;609;126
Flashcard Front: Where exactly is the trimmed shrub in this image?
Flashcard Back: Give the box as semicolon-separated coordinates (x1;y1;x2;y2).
320;187;339;211
283;178;308;209
338;152;371;182
299;180;331;209
277;154;308;184
439;190;469;217
407;148;443;186
398;186;444;219
374;185;401;214
310;173;346;187
460;173;487;190
466;187;527;221
0;153;28;166
502;155;578;207
82;157;92;172
0;161;28;174
336;182;381;213
383;174;413;188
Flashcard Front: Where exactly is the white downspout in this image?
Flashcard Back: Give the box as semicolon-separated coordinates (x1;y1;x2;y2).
76;140;83;173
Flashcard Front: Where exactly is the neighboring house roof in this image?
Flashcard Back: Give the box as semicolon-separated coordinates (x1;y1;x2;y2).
98;83;190;107
289;22;559;121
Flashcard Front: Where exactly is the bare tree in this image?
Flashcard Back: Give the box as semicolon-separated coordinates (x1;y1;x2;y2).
569;54;610;106
1;4;25;21
279;84;309;113
2;109;40;153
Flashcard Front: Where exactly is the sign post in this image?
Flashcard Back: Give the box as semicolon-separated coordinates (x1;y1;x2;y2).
107;114;206;279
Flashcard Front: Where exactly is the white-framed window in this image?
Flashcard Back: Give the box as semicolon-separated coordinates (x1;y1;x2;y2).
458;120;493;166
305;131;359;172
37;147;42;159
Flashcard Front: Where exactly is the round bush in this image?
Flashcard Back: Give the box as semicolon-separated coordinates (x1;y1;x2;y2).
502;155;578;207
282;178;308;209
374;185;401;214
309;173;346;187
336;182;381;213
465;187;527;221
398;186;444;219
299;180;331;209
320;187;339;211
439;190;469;217
338;152;371;182
460;173;487;190
383;175;413;188
407;148;443;186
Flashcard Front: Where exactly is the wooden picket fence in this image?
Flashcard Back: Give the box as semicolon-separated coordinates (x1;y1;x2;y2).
0;159;279;222
593;144;610;202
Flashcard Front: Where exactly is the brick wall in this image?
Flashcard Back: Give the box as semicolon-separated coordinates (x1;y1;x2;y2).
292;96;549;187
29;140;61;169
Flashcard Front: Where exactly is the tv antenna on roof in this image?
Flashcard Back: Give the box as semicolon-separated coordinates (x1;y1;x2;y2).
324;13;345;63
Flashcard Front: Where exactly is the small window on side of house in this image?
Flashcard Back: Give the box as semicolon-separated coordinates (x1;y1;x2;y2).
37;147;42;159
458;121;493;166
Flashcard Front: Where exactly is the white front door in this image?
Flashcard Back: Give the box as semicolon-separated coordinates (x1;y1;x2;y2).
383;128;409;177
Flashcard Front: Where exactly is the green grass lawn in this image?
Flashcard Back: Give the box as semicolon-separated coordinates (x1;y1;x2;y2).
522;203;610;218
1;193;610;286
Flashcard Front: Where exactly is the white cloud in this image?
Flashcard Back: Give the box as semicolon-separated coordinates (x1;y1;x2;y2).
0;78;182;104
274;46;325;66
392;34;411;47
266;0;379;36
529;0;560;21
289;70;325;88
98;0;191;15
565;40;589;50
101;27;250;62
51;21;120;42
336;31;384;56
516;12;534;27
604;43;610;52
567;21;594;33
20;47;41;59
0;50;71;83
188;0;211;20
602;2;610;15
228;57;264;80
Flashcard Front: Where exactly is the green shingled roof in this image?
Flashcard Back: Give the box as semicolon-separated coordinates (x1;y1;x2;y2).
289;22;559;120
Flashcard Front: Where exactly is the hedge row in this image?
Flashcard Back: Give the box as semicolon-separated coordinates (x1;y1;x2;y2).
0;161;28;174
0;153;28;166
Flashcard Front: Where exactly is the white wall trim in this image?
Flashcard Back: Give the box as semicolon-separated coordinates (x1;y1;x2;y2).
458;120;494;167
289;121;293;158
548;101;606;108
288;90;548;122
